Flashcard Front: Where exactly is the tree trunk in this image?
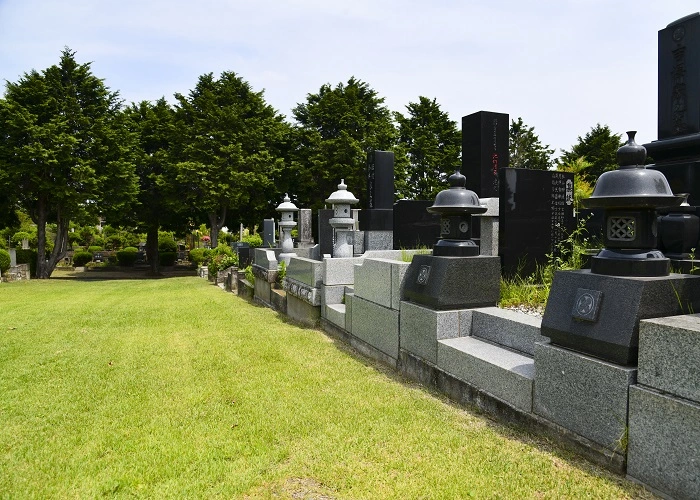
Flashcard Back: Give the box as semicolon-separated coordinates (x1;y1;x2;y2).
146;225;160;275
36;196;48;279
45;213;69;277
208;206;227;249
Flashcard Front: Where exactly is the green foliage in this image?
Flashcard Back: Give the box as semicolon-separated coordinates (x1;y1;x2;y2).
208;253;238;275
14;249;37;277
116;247;139;267
159;252;177;266
174;72;289;247
509;117;554;170
558;124;622;184
12;231;32;246
290;77;399;209
158;235;177;253
188;248;207;266
276;260;286;285
394;96;461;200
241;233;263;248
0;249;10;272
72;251;93;267
244;264;255;285
87;246;103;253
556;157;594;209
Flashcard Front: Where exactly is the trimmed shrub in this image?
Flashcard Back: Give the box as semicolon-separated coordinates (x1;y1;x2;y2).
72;251;93;267
159;252;177;266
116;246;139;267
208;253;238;275
188;248;207;266
158;237;177;253
15;249;37;277
87;246;103;253
241;233;263;247
0;249;10;273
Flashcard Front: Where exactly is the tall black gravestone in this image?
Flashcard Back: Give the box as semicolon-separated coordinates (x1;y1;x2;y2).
359;150;394;250
645;13;700;204
392;200;441;249
499;168;575;277
462;111;509;199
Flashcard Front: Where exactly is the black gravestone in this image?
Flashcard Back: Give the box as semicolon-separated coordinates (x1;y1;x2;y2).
317;209;334;256
366;150;394;210
393;200;441;249
645;13;700;205
462;111;509;199
499;168;576;278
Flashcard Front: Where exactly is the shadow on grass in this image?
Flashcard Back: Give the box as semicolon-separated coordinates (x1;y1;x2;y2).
50;266;198;281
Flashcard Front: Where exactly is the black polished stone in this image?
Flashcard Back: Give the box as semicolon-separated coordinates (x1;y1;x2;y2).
462;111;509;198
542;270;700;365
498;168;576;278
367;150;395;210
358;208;393;231
392;200;441;249
317;209;334;256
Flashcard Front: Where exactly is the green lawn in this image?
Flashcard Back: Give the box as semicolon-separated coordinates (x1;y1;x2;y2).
0;278;653;498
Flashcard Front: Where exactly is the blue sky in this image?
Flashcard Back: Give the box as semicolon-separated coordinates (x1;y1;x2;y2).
1;1;698;158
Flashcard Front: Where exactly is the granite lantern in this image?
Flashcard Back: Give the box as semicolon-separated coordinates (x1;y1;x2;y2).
402;169;500;310
542;131;700;366
276;193;299;265
427;170;487;256
325;179;359;258
658;193;700;261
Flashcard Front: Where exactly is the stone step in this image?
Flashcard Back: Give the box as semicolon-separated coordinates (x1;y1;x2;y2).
325;303;346;331
437;336;535;412
470;306;546;356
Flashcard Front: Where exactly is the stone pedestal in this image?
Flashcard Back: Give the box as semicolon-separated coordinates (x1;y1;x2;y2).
534;341;636;452
542;270;700;365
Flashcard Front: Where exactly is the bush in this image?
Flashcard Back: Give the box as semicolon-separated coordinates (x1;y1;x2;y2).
12;231;31;247
159;252;177;266
0;249;10;273
15;249;37;277
188;248;207;266
72;251;93;267
158;237;177;253
208;253;238;275
116;247;139;267
87;246;103;253
241;233;263;247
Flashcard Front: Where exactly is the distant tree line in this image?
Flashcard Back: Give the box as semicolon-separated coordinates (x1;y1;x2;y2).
0;48;622;278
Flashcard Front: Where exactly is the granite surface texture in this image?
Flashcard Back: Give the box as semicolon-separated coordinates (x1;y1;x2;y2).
325;303;346;331
286;256;323;288
399;301;463;364
321;284;345;308
533;341;637;450
322;257;357;286
350;295;399;360
627;385;700;500
354;258;393;306
471;307;545;356
438;336;535;412
286;293;320;327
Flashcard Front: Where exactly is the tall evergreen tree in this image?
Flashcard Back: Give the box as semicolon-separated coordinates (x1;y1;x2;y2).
558;124;622;184
173;72;289;248
290;77;399;209
0;48;138;278
394;96;461;200
509;117;554;170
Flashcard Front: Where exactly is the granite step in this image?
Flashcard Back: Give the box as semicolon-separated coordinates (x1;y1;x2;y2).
325;303;346;331
437;336;535;412
470;306;546;356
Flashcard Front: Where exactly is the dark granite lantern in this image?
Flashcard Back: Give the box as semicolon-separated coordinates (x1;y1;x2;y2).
427;170;487;256
658;194;700;260
582;131;683;276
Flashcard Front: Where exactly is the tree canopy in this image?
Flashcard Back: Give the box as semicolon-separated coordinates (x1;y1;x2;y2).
558;124;622;184
0;48;138;277
509;117;554;170
394;96;461;200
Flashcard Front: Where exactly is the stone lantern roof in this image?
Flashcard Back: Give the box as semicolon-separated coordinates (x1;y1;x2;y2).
325;179;359;206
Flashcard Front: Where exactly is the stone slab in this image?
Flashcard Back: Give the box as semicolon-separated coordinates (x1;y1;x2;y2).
638;314;700;402
477;217;498;256
399;301;472;364
253;247;279;270
283;277;321;307
364;230;393;251
478;197;499;217
286;293;320;327
254;278;272;306
533;341;636;451
286;256;323;288
542;270;700;366
354;258;393;307
325;303;346;331
390;260;411;311
270;288;286;314
350;295;399;360
438;336;535;412
321;284;345;308
627;385;700;500
471;307;545;356
345;293;354;334
322;257;356;286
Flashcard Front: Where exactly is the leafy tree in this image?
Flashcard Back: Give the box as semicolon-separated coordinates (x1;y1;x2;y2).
556;157;594;209
290;77;399;209
558;124;622;184
394;96;461;200
0;48;138;278
509;117;554;170
173;72;289;248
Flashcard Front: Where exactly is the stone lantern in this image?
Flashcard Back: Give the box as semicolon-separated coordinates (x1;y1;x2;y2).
582;131;682;276
427;170;487;256
276;193;299;265
325;179;359;258
542;131;700;366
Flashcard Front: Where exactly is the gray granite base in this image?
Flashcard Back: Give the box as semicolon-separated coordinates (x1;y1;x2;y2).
350;295;399;360
533;342;636;451
627;385;700;500
438;336;535;412
471;307;545;356
254;278;272;306
325;303;346;331
399;301;472;364
286;293;320;327
638;314;700;402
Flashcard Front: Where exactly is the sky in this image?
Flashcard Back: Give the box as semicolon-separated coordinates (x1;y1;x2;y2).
1;0;698;160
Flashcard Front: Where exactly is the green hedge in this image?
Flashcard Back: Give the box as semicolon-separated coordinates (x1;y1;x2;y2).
188;248;207;266
87;246;103;253
0;249;10;273
159;252;177;266
116;247;139;267
158;238;177;253
72;251;93;267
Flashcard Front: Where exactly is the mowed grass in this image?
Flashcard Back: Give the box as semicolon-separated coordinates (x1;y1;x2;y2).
0;278;652;499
